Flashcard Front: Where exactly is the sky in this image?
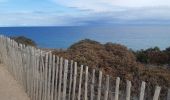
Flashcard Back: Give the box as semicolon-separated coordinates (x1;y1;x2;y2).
0;0;170;26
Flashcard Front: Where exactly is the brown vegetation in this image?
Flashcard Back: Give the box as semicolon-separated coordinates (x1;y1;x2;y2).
53;39;170;99
12;36;170;99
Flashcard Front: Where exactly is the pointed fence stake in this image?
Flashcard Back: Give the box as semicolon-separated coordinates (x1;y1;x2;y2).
139;81;146;100
115;77;120;100
153;86;161;100
126;80;131;100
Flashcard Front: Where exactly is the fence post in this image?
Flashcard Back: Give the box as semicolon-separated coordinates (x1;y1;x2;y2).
47;53;52;100
57;57;63;100
54;56;59;100
77;65;83;100
167;89;170;100
39;51;45;100
91;69;95;100
104;75;109;100
115;77;120;100
126;80;131;100
68;60;73;100
97;71;103;100
84;66;89;100
62;59;69;100
30;47;35;100
26;47;31;97
72;62;77;100
35;49;40;100
139;81;146;100
153;86;161;100
50;55;56;100
44;53;49;100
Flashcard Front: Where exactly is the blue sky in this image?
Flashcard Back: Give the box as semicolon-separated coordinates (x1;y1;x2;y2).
0;0;170;26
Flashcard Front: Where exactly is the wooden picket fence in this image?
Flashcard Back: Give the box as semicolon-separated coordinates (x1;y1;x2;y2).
0;35;169;100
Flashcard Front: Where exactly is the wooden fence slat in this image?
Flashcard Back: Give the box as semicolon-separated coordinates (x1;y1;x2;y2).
115;77;120;100
153;86;161;100
84;66;89;100
77;65;83;100
62;59;69;100
104;75;109;100
26;47;31;96
90;69;95;100
39;51;45;100
57;57;63;100
139;81;146;100
54;56;59;100
50;55;56;100
30;47;35;100
126;80;131;100
72;62;77;100
33;48;37;100
97;71;103;100
44;53;49;100
35;50;40;100
27;46;31;98
21;44;27;91
47;53;52;100
68;60;73;100
167;89;170;100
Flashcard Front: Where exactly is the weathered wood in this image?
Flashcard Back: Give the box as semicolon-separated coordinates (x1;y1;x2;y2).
62;59;68;100
54;56;59;100
58;57;63;100
50;55;56;100
104;75;109;100
47;53;52;100
38;51;45;100
77;65;83;100
84;66;89;100
68;60;73;100
25;46;29;97
35;49;40;100
139;81;146;100
126;80;131;100
153;86;161;100
32;48;37;100
21;44;27;91
72;62;77;100
90;69;95;100
44;53;49;100
97;71;102;100
30;47;35;100
115;77;120;100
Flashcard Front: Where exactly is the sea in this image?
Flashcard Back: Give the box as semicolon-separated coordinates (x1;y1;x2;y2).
0;25;170;50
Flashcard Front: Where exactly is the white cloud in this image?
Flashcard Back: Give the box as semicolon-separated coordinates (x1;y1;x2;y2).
1;0;170;26
1;7;170;26
53;0;170;12
51;0;170;24
0;12;82;26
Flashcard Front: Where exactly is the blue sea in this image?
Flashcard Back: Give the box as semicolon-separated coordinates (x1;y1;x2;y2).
0;25;170;50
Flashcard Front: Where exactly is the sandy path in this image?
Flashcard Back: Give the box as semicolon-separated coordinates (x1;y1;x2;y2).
0;64;30;100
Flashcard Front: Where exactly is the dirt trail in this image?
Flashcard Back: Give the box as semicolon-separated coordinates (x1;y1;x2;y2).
0;64;30;100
